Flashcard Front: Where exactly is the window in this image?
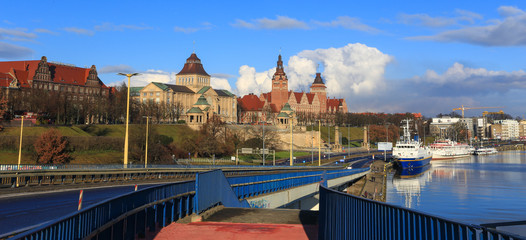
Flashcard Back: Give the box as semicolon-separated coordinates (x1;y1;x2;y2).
155;98;160;103
156;92;160;96
143;92;147;96
150;92;153;96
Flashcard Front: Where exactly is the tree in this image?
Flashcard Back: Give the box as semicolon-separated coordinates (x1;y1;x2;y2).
34;129;72;164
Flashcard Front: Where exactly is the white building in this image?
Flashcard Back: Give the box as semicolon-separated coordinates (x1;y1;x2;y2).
494;120;519;140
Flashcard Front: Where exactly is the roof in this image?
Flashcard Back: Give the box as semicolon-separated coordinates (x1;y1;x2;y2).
187;107;203;114
277;112;290;118
130;87;143;96
313;73;325;84
151;82;194;93
261;92;271;102
216;89;234;97
0;56;109;89
327;98;344;111
269;103;279;113
306;93;316;104
176;53;210;76
282;103;293;112
293;92;303;103
194;95;210;105
237;94;265;111
197;86;211;94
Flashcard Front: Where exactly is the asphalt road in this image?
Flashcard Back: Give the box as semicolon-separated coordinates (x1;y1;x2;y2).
0;183;161;236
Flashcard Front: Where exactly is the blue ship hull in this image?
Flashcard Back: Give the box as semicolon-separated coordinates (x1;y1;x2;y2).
396;156;431;169
398;164;432;178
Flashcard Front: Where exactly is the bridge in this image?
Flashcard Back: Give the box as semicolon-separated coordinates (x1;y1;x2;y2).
1;159;523;240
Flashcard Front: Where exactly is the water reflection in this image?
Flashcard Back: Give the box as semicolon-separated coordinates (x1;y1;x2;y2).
392;164;432;208
387;151;526;228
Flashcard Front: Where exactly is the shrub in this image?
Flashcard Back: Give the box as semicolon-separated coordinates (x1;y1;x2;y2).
34;128;72;164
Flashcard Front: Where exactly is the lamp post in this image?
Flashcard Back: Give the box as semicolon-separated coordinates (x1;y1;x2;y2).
143;116;151;168
328;120;331;160
347;124;351;157
262;120;265;166
318;119;321;166
16;116;24;187
118;73;139;168
290;115;293;166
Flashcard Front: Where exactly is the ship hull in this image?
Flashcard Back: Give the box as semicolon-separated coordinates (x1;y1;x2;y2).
396;156;432;169
431;153;471;160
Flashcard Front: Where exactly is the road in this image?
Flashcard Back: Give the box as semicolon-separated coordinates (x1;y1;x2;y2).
0;183;162;236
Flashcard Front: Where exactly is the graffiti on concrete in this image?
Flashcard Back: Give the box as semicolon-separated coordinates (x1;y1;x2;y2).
250;199;270;208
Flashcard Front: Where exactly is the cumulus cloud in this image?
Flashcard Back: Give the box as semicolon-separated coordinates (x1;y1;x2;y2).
232;16;309;30
235;65;275;96
64;27;95;36
313;16;380;33
398;9;482;27
211;77;232;91
99;64;137;74
0;42;34;59
411;62;526;95
234;43;392;102
408;6;526;46
118;70;175;87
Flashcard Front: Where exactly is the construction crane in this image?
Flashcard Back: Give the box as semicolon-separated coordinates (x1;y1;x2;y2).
452;105;504;118
482;110;505;117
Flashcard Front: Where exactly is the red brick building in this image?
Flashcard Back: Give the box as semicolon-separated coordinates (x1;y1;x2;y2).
237;54;348;124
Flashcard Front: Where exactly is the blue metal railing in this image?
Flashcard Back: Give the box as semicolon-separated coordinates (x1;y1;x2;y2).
229;168;368;200
8;181;195;240
318;185;525;240
6;168;369;239
195;170;250;214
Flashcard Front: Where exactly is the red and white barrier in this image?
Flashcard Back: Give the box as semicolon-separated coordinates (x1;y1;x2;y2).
134;184;138;191
78;190;83;211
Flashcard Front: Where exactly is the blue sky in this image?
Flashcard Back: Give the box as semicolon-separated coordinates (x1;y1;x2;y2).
1;0;526;118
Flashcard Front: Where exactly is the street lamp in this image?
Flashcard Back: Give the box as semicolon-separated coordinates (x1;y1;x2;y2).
118;72;139;168
16;116;24;187
290;115;293;166
143;116;151;168
318;119;321;166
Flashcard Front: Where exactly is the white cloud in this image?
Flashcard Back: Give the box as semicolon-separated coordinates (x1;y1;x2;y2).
313;16;380;33
234;43;393;105
0;42;34;59
64;27;95;36
211;77;232;91
174;22;213;33
0;28;37;39
498;6;525;17
235;65;275;96
34;28;58;35
99;64;137;74
94;23;152;31
123;70;175;87
398;9;482;28
408;6;526;46
232;16;309;30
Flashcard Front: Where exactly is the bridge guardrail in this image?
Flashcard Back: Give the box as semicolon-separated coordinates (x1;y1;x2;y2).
318;185;525;240
5;168;367;239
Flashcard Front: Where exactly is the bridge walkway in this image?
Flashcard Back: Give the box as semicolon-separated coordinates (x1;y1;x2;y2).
151;207;318;240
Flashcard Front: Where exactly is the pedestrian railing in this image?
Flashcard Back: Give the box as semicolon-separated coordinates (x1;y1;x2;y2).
5;168;366;239
318;185;525;240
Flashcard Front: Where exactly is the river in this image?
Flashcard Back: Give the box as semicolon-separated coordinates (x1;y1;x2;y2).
386;150;526;236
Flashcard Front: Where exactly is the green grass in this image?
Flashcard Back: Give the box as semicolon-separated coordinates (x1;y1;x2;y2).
307;126;364;143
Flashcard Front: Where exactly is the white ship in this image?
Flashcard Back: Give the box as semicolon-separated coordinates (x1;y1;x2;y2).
393;119;432;169
474;147;498;155
430;140;471;160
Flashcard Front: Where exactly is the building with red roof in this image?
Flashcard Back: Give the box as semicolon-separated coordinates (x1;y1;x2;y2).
238;54;348;124
0;56;112;97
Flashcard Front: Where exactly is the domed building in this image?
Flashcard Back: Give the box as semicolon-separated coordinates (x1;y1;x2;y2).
138;52;237;126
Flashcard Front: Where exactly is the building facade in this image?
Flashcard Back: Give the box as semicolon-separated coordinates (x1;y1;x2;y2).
137;53;237;125
237;54;348;124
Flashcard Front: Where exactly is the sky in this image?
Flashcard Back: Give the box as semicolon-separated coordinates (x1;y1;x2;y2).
1;0;526;118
